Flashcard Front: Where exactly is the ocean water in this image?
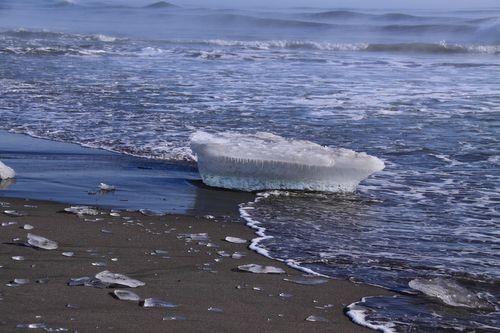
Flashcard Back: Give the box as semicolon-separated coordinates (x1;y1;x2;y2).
1;1;499;331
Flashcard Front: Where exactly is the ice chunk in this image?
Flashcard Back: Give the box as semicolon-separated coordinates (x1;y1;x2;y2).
99;183;116;191
22;224;34;230
27;233;58;250
0;161;15;179
190;131;384;192
95;270;145;288
139;209;164;216
224;236;247;244
409;277;492;309
113;290;141;302
143;298;177;308
305;315;329;322
207;306;223;313
284;276;329;285
64;206;99;216
238;264;286;274
4;210;27;217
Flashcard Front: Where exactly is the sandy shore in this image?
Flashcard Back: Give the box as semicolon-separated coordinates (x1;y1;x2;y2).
0;197;393;332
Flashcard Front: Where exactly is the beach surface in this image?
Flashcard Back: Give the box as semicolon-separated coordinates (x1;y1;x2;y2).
0;132;392;332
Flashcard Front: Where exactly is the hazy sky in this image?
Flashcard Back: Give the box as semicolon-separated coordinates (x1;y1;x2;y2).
167;0;500;9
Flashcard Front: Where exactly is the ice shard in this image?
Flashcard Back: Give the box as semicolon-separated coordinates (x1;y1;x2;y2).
27;233;58;250
0;161;15;180
190;131;384;192
95;270;145;288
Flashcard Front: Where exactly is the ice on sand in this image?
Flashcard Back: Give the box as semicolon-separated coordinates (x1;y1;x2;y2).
27;233;58;250
190;131;384;192
113;290;141;302
0;161;15;180
238;264;286;274
143;298;177;308
99;183;116;191
64;206;99;216
224;236;247;244
409;277;492;309
95;270;145;288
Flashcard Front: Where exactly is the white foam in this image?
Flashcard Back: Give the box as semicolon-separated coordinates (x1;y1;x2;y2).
346;298;397;333
190;131;384;192
0;161;15;180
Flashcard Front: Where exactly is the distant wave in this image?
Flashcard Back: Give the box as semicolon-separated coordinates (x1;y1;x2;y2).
0;29;121;42
143;1;177;9
380;23;476;34
199;14;333;30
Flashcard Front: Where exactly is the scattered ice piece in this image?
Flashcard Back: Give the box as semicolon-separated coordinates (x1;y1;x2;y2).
409;277;492;309
284;276;329;285
111;258;118;262
13;278;30;285
99;183;116;192
64;206;99;216
238;264;285;274
92;262;107;267
163;315;187;321
224;236;247;244
11;255;25;261
101;229;112;234
22;224;34;230
27;233;58;250
113;289;141;302
217;251;231;257
154;249;168;255
305;315;329;322
109;212;120;217
62;252;74;257
279;293;293;298
0;161;15;179
16;323;47;329
95;270;145;288
68;276;110;288
139;209;163;216
24;205;38;208
2;221;17;226
143;298;177;308
204;215;215;220
190;131;385;192
4;210;27;217
36;278;49;284
231;252;246;259
208;306;223;313
179;233;210;241
66;304;80;309
0;201;10;207
315;304;334;310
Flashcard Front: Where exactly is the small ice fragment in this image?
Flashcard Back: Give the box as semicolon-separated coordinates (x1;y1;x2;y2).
0;161;15;179
279;293;293;298
68;277;92;286
154;249;168;255
231;252;246;259
207;306;223;313
109;212;120;217
27;233;58;250
204;215;215;220
179;233;210;241
139;209;163;216
217;251;230;257
11;256;25;261
143;298;177;308
23;224;34;230
66;303;80;309
2;221;17;226
62;252;74;257
99;183;116;192
305;315;329;322
163;315;187;321
283;277;329;285
4;210;27;217
111;258;118;262
238;264;286;274
16;323;47;329
64;206;99;216
95;270;145;288
92;262;107;267
36;278;49;284
24;205;38;208
13;278;30;285
224;236;247;244
101;229;112;234
113;289;141;302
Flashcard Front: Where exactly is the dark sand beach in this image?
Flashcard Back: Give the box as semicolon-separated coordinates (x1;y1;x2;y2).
0;132;392;332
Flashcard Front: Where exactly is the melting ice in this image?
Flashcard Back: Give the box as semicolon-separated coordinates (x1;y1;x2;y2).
190;131;384;192
0;161;15;180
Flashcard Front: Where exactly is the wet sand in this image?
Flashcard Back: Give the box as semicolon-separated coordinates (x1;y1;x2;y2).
0;197;393;332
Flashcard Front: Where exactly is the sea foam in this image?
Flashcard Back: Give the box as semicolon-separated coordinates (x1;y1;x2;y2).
190;131;384;192
0;161;15;180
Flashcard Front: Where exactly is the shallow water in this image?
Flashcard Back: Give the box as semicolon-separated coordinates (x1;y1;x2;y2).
0;1;499;331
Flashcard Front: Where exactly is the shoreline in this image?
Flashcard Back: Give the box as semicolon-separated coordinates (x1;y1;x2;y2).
0;132;393;332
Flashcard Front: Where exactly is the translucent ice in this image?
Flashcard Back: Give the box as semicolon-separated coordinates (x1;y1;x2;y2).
305;315;329;322
64;206;99;216
27;233;58;250
224;236;247;244
99;183;116;191
190;131;384;192
4;210;27;217
95;270;145;288
0;161;15;180
283;276;329;285
143;298;177;308
113;289;141;302
409;278;492;309
238;264;286;274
